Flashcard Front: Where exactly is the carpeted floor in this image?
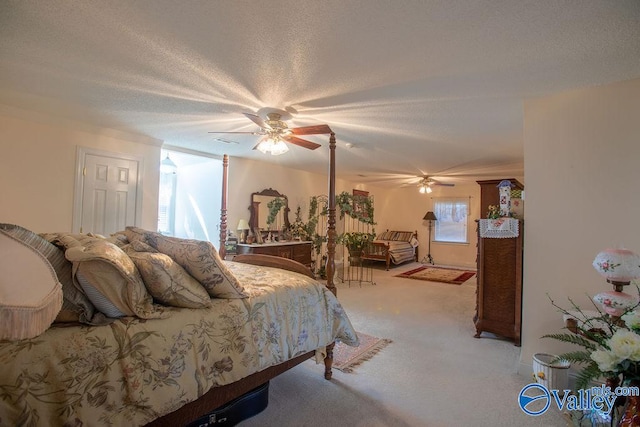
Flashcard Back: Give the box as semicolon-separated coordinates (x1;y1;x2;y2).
395;265;476;285
333;332;392;373
240;262;567;426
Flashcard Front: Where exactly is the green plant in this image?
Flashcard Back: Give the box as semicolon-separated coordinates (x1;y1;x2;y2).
266;197;286;228
289;206;309;240
337;231;376;252
336;191;375;225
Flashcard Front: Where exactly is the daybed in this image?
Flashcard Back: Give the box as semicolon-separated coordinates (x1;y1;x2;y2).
362;230;419;270
0;134;357;426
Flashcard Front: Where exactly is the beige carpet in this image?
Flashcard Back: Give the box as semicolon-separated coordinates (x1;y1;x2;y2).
240;262;567;427
333;332;392;373
395;265;476;285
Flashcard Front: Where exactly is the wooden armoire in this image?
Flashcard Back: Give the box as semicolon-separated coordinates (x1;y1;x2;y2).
474;179;524;346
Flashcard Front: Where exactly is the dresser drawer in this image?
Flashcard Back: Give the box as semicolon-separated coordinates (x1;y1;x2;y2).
236;242;312;269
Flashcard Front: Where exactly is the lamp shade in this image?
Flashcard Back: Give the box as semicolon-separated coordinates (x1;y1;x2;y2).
593;248;640;283
237;219;250;230
423;211;437;221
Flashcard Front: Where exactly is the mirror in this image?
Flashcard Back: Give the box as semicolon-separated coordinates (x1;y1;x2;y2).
249;188;290;234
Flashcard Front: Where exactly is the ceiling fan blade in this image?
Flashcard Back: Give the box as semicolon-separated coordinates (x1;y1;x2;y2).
433;182;455;187
243;112;268;129
290;124;332;135
284;135;322;150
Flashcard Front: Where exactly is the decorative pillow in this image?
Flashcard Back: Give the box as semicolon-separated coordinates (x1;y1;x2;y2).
75;269;126;318
61;235;164;319
125;245;212;309
119;226;148;244
123;227;247;299
0;224;107;325
0;231;63;340
409;236;419;248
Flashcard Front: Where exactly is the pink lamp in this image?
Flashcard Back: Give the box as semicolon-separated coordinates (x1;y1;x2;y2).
592;248;640;316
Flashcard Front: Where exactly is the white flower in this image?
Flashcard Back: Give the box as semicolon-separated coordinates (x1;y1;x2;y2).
622;311;640;330
607;329;640;362
591;349;619;372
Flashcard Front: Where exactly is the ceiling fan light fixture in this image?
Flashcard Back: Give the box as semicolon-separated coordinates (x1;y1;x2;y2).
256;136;289;156
270;139;289;155
419;183;432;194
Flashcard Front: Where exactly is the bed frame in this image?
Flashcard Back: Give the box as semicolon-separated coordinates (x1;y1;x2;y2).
148;132;339;426
362;230;419;270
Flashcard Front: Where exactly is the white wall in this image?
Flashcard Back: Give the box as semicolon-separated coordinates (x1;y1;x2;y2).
0;105;162;233
0;104;484;270
521;78;640;373
225;156;481;269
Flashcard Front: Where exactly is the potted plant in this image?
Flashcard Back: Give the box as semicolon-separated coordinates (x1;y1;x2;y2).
337;231;376;259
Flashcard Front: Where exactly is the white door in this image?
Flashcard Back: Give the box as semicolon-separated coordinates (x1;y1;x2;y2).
74;148;142;235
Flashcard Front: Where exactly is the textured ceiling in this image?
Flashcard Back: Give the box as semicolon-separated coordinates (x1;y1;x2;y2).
2;1;640;186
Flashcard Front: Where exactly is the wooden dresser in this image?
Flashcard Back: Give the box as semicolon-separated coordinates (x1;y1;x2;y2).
474;178;524;346
236;241;313;269
474;222;523;345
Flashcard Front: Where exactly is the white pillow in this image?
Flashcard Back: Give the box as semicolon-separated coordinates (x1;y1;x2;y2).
0;232;63;341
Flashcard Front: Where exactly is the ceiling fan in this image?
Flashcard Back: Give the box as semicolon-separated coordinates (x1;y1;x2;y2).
208;108;332;155
417;176;455;194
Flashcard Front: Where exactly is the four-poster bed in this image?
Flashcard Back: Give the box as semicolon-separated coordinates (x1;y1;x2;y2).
153;133;341;424
0;133;354;426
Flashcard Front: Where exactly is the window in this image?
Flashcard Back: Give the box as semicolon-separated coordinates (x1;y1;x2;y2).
433;198;469;243
157;149;222;242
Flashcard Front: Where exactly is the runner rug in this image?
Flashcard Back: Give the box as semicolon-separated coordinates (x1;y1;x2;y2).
395;266;476;285
333;332;392;373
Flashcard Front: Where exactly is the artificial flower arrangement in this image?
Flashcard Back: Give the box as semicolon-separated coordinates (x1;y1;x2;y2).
543;292;640;390
337;231;377;253
486;204;502;219
486;204;519;220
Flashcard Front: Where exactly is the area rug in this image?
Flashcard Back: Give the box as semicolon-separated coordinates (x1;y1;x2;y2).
395;266;476;285
333;332;392;373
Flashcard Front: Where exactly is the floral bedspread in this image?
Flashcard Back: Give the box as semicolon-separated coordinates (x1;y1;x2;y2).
0;262;358;427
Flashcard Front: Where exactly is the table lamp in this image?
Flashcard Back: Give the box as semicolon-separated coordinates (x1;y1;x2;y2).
237;219;250;244
592;248;640;317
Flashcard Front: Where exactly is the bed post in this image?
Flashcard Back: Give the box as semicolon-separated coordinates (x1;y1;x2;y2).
325;132;337;297
324;132;337;380
219;154;229;258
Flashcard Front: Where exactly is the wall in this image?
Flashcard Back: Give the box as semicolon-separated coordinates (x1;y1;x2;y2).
0;103;483;270
372;183;482;269
520;78;640;374
226;157;481;269
0;105;162;233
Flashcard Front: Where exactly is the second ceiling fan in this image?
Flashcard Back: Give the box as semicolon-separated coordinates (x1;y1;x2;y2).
418;176;455;193
209;108;332;155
